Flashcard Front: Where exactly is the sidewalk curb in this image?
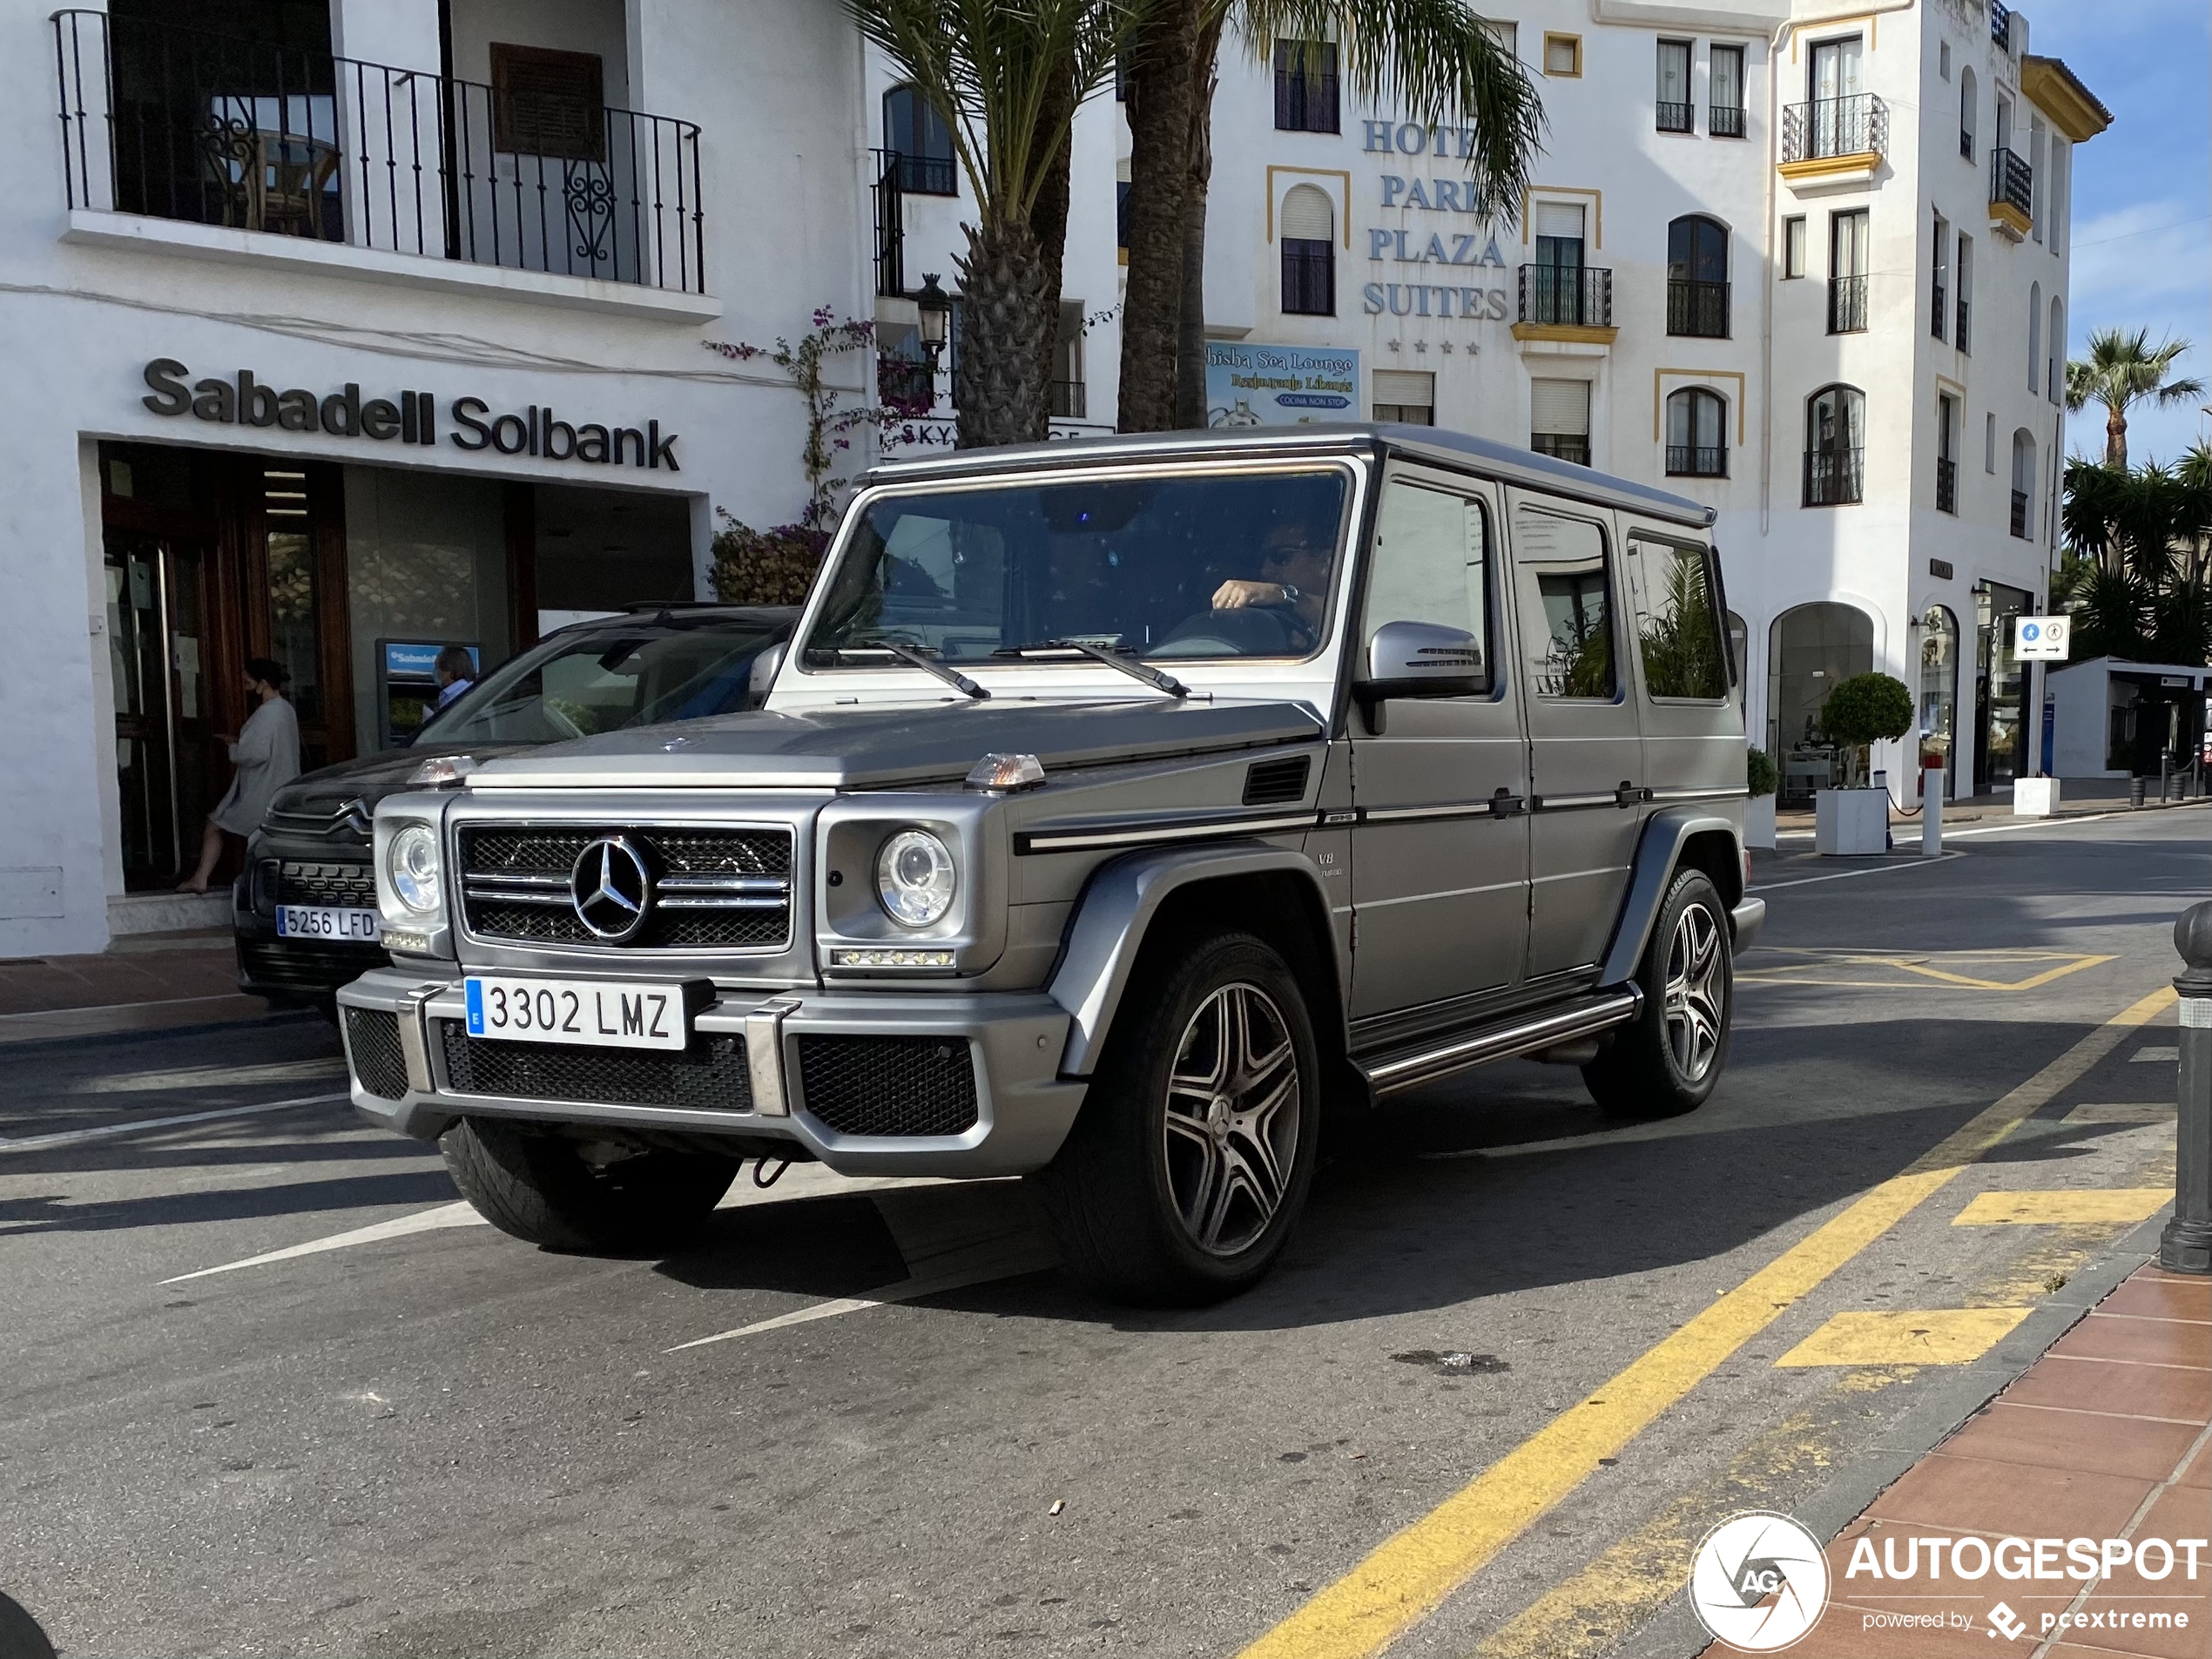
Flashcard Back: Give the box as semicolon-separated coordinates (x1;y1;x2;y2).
1622;1209;2173;1659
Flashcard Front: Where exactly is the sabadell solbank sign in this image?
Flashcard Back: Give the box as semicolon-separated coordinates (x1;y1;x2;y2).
138;359;681;470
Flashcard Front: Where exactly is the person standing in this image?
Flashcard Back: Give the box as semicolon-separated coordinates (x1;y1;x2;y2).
433;644;476;710
177;658;300;894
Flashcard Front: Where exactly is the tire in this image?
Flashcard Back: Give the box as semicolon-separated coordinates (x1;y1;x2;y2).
1028;931;1320;1305
1581;868;1732;1119
441;1117;739;1251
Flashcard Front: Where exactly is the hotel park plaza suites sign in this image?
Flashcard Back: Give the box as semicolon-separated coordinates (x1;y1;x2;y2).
139;359;682;470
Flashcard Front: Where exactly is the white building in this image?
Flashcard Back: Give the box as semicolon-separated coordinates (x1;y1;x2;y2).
0;0;2108;957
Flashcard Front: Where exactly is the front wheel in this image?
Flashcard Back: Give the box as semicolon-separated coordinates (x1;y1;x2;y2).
1029;932;1320;1305
1582;869;1733;1119
442;1117;739;1251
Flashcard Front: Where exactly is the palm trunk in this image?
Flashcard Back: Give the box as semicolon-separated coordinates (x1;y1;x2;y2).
954;219;1054;450
1031;64;1076;430
1116;1;1200;434
2106;404;2128;471
1172;19;1221;430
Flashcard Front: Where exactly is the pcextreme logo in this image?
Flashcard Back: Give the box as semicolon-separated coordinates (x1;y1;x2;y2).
1689;1512;1831;1652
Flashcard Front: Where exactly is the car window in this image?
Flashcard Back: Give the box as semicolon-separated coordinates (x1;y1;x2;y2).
421;618;783;744
1364;478;1492;691
1629;540;1729;700
1512;507;1616;699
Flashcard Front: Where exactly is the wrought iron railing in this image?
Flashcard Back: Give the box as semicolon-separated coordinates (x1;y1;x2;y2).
1990;146;2033;219
1932;280;1946;340
1656;100;1692;134
2010;489;2031;538
1804;448;1864;506
1710;104;1745;138
1518;264;1612;328
1667;444;1727;478
891;151;954;197
1990;0;2012;50
1827;274;1868;334
1531;433;1590;467
1668;278;1729;337
1049;380;1088;420
871;148;906;298
1937;456;1959;514
51;10;704;292
1781;94;1887;162
1959;125;1975;161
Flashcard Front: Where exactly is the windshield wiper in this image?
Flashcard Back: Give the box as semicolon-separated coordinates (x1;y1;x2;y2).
834;643;990;701
994;639;1190;699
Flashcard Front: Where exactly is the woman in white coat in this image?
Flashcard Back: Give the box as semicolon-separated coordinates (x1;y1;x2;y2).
178;658;300;893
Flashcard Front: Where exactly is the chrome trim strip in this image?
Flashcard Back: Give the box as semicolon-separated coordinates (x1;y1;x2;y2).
1361;989;1642;1094
745;999;802;1116
1014;810;1319;856
1359;797;1523;825
1646;786;1750;803
657;875;791;894
657;894;786;911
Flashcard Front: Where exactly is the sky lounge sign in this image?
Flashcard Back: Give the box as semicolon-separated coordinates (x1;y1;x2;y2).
139;360;680;470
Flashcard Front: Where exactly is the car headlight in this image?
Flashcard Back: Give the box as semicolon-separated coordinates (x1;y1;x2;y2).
875;828;956;927
387;824;443;915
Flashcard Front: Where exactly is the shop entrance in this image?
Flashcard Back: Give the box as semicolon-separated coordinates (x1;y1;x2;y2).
1973;579;2033;795
1766;602;1874;803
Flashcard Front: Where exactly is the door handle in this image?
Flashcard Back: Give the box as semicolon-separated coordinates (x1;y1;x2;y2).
1614;781;1649;808
1488;787;1526;819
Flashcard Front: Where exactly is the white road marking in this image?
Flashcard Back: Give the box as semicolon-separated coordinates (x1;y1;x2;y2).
2132;1046;2179;1062
664;1255;1055;1352
161;1200;489;1283
0;1091;350;1154
75;1058;347;1095
1752;853;1963;891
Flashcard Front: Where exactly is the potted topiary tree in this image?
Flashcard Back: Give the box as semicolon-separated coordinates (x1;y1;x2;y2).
1816;672;1914;855
1744;745;1779;849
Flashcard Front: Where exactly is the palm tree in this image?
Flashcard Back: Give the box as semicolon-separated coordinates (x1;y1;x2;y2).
1119;0;1542;432
2063;327;2205;470
847;0;1143;449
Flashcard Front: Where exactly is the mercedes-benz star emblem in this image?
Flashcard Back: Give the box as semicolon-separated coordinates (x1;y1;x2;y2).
570;836;652;941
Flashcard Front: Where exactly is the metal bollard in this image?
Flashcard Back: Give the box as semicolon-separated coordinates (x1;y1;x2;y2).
2162;904;2212;1273
1921;765;1944;857
2131;777;2147;809
2161;755;2173;802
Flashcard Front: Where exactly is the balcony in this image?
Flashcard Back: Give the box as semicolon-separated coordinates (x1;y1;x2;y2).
2011;489;2031;539
1937;456;1959;514
1531;434;1591;466
1710;104;1745;138
1957;294;1972;354
872;148;907;296
1049;380;1088;421
1513;265;1615;345
51;10;705;300
1990;0;2013;51
891;152;955;198
1989;146;2033;239
1826;274;1868;334
1779;95;1887;193
1667;444;1727;478
1656;100;1692;134
1804;448;1864;506
1667;279;1729;338
1932;280;1947;341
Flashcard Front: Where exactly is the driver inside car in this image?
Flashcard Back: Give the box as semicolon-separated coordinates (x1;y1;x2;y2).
1208;521;1331;649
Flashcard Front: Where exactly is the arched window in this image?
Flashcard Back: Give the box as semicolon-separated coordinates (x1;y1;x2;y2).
2010;429;2036;538
1666;215;1730;336
1665;387;1728;476
1804;384;1865;505
1959;66;1976;160
883;84;955;195
1766;602;1876;792
2048;296;2064;404
2027;280;2041;393
1280;184;1336;315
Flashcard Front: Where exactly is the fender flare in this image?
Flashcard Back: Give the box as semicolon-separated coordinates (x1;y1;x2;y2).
1047;841;1344;1077
1595;808;1747;988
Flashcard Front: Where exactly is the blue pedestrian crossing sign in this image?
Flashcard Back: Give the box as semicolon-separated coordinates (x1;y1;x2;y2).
2013;616;2069;660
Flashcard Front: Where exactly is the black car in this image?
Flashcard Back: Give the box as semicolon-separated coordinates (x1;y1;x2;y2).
235;604;796;1010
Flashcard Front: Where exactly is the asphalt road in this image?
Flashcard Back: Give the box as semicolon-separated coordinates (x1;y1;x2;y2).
2;806;2202;1659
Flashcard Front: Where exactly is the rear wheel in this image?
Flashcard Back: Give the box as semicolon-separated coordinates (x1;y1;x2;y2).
1029;931;1319;1305
441;1117;739;1251
1582;869;1732;1119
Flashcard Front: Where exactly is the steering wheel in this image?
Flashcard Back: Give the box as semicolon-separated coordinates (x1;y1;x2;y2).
1154;604;1302;658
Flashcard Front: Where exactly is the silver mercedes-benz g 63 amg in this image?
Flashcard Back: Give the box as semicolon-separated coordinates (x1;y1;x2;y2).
338;425;1761;1304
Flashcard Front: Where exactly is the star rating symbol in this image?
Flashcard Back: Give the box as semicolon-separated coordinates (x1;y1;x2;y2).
1414;340;1429;354
1440;341;1455;354
1386;339;1402;352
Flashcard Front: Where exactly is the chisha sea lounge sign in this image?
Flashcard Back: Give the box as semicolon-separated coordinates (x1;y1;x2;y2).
139;359;680;470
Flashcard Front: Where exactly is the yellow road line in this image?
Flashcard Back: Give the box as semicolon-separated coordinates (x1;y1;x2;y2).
1774;1307;2032;1366
1740;951;2114;993
1952;1188;2173;1225
1233;983;2175;1659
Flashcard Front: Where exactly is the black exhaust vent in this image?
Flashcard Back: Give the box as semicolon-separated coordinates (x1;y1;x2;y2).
1242;755;1312;806
344;1008;409;1102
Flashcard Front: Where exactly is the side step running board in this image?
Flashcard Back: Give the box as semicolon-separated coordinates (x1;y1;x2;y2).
1355;988;1643;1097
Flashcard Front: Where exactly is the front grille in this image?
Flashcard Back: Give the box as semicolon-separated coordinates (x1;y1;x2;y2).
458;825;792;950
436;1021;754;1112
277;860;376;909
345;1008;409;1101
797;1035;980;1137
240;936;385;993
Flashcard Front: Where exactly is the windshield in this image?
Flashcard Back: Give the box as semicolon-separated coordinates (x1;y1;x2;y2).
419;614;786;745
801;468;1351;666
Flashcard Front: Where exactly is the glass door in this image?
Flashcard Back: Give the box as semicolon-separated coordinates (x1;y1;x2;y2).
105;534;215;888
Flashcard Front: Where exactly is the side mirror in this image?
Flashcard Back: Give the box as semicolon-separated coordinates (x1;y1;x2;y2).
1359;620;1486;700
746;639;788;707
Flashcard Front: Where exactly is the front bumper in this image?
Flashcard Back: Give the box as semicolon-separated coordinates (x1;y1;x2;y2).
335;967;1089;1177
1730;895;1766;956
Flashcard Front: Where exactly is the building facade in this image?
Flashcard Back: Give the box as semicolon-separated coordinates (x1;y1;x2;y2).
0;0;2105;957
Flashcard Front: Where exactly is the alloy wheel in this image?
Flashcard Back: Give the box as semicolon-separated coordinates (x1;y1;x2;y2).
1161;982;1301;1257
1663;901;1726;1082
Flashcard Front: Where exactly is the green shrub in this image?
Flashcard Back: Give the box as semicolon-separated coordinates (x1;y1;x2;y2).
1745;746;1779;799
1820;672;1913;786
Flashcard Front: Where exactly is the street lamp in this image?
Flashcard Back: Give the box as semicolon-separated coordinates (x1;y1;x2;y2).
915;273;952;382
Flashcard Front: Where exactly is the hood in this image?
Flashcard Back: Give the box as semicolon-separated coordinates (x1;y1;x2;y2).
270;743;527;817
463;700;1325;791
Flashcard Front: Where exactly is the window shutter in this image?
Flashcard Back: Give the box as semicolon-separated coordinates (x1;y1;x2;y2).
1372;370;1434;407
1533;201;1585;240
1280;184;1334;242
1530;379;1590;436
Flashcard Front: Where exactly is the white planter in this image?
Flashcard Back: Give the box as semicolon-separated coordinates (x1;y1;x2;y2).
1815;788;1889;856
2013;777;2062;817
1743;793;1777;849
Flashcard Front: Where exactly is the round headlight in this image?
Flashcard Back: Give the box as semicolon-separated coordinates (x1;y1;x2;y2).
388;824;443;915
875;828;956;927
